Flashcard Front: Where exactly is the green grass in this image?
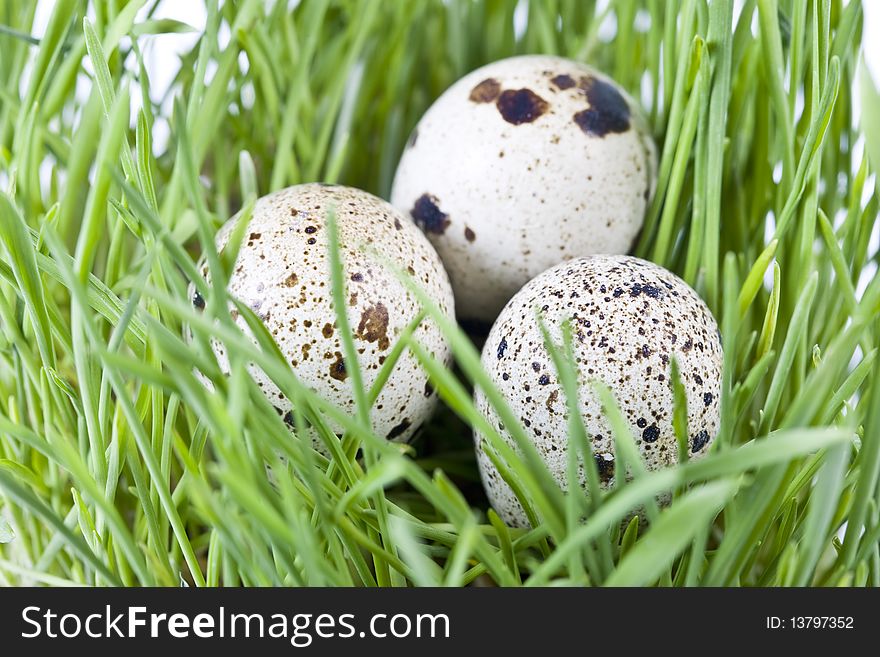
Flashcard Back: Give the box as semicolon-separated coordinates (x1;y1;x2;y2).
0;0;879;587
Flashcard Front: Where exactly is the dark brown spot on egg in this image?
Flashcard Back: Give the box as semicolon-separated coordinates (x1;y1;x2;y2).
546;389;559;411
411;194;450;234
394;217;402;230
692;430;711;452
642;424;660;443
630;283;662;298
551;74;576;90
595;454;615;484
356;303;390;351
703;392;713;406
497;88;549;124
573;76;631;137
322;323;334;338
329;352;347;381
249;232;261;241
469;78;501;103
464;226;476;242
387;418;411;439
351;272;363;282
283;272;298;287
497;337;508;359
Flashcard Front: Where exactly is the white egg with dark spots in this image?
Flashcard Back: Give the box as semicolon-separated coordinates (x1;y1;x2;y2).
191;183;454;451
391;55;657;324
475;255;722;527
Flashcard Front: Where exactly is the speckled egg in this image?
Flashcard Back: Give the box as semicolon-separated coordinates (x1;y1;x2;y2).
474;255;722;527
192;183;454;451
391;55;657;324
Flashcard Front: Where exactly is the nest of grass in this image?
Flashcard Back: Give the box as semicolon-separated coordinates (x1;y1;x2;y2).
0;0;878;586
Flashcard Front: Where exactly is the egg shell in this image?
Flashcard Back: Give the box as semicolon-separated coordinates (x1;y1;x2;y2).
474;255;722;527
192;183;454;451
391;55;657;324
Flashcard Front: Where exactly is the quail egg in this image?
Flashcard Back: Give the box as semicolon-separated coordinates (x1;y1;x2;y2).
192;183;454;451
391;55;657;324
474;255;722;527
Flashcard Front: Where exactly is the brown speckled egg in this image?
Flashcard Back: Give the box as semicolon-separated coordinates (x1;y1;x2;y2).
391;55;656;324
474;255;722;527
191;183;454;451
